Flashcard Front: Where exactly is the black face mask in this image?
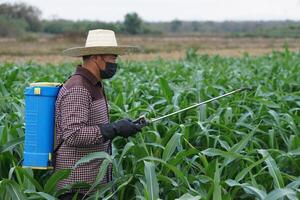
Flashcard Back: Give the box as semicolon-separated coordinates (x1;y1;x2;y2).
100;62;117;79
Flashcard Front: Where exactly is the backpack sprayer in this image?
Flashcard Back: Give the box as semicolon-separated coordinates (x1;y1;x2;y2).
23;82;61;170
22;83;251;169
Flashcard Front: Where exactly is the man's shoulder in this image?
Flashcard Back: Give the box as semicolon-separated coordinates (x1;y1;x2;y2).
57;75;92;100
64;74;88;90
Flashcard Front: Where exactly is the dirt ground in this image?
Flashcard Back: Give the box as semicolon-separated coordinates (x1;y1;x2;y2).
0;35;299;64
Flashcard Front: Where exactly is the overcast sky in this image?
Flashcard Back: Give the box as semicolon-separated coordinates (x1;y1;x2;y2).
3;0;300;22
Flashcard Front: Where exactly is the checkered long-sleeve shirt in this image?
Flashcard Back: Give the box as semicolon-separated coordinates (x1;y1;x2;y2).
55;66;112;194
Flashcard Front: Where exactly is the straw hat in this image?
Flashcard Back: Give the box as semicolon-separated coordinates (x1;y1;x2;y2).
63;29;138;57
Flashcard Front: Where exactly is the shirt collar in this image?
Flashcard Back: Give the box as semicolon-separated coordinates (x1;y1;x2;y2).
74;65;102;86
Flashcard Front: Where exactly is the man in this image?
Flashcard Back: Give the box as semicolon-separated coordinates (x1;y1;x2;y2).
54;29;144;199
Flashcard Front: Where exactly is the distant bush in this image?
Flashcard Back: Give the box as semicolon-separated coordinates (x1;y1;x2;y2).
0;15;28;37
42;19;123;36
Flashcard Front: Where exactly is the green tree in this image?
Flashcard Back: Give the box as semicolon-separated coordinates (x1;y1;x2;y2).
124;12;143;34
0;3;42;32
170;19;182;32
191;21;199;32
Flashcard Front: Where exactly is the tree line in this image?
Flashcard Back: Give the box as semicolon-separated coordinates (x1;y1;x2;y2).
1;2;300;38
0;3;149;37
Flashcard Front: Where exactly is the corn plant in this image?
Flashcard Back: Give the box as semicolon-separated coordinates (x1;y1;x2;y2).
0;49;300;199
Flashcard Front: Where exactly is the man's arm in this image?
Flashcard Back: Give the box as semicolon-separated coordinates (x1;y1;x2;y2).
60;86;106;147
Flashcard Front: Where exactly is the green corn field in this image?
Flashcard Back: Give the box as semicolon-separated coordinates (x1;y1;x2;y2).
0;48;300;199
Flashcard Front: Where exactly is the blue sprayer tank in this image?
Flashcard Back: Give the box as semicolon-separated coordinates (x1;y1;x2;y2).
23;82;61;169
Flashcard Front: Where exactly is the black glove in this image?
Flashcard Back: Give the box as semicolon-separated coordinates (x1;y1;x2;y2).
99;119;143;140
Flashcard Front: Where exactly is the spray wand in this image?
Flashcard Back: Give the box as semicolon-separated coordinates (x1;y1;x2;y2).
133;87;253;127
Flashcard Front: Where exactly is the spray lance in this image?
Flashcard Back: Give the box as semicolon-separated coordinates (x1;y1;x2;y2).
133;87;253;127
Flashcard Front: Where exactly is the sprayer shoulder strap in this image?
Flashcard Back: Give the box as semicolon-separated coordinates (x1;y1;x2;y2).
53;75;73;154
53;140;64;153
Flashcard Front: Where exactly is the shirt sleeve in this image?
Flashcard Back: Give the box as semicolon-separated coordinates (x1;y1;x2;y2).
60;86;106;147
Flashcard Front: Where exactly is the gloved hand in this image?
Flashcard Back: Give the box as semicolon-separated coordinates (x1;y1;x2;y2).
100;119;145;140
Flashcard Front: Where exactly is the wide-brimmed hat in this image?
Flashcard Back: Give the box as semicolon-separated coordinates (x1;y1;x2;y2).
63;29;138;57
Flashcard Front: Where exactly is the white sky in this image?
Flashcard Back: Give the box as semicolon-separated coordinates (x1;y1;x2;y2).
3;0;300;22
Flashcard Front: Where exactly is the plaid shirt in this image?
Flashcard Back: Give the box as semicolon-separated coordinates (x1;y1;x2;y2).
55;66;112;194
